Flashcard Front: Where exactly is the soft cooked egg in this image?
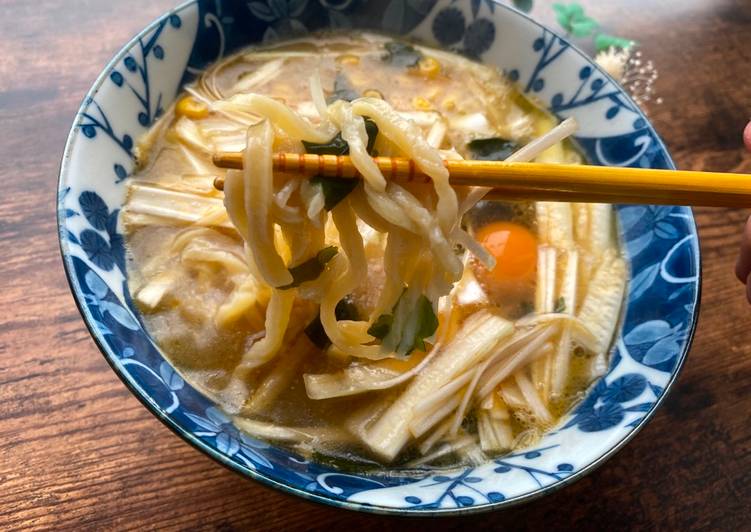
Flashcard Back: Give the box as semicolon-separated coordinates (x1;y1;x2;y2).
473;221;538;305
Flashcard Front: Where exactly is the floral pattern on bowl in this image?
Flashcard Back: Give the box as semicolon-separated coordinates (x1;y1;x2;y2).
58;0;699;515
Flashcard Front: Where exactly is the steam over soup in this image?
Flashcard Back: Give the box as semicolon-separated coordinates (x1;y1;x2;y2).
123;33;626;468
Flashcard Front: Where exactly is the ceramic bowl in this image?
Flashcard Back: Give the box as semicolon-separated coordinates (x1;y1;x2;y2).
58;0;700;515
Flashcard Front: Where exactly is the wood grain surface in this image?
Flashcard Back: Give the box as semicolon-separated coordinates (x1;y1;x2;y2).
1;0;750;530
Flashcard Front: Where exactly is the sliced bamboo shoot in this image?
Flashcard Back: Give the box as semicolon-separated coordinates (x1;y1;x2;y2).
244;334;315;413
214;276;270;331
362;310;513;461
577;251;627;363
546;249;578;399
536;202;574;249
588;203;614;256
533;247;557;388
136;273;175;310
514;370;553;425
124;183;233;229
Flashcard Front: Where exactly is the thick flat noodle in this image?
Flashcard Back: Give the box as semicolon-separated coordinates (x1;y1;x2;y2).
299;179;326;225
388;184;463;280
230;121;292;288
332;199;368;281
235;287;296;373
214;274;269;331
291;222;327;267
330;102;386;191
348;186;390;233
351;98;457;232
309;71;333;130
223;170;249;240
364;185;419;232
181;245;248;276
318;201;384;356
228;93;336;143
319;256;384;359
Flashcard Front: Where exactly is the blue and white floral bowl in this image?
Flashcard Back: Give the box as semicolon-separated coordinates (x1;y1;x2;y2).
57;0;699;515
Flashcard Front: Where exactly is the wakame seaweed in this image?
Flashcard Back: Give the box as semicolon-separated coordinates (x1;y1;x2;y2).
327;72;361;103
381;41;423;68
302;134;349;156
304;296;360;349
281;246;338;289
467;137;519;161
302;118;379;156
310;176;360;211
304;119;379;210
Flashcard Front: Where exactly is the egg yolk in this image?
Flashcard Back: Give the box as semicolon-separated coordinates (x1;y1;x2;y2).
475;221;538;285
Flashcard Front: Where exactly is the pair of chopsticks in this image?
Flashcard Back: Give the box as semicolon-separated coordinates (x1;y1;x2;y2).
211;151;751;207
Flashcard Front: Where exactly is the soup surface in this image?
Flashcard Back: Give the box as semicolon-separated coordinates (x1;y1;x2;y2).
124;33;626;469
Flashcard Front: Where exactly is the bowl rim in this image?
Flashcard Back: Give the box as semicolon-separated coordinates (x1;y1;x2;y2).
57;0;701;516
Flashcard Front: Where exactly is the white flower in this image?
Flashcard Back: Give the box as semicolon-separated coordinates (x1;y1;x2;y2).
595;47;630;82
596;47;662;109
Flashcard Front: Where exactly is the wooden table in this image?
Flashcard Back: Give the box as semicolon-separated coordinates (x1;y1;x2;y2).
1;0;749;529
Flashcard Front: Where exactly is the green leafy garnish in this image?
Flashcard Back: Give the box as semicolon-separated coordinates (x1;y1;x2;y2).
382;41;423;68
554;296;566;313
408;295;440;354
281;246;338;289
369;291;439;357
553;3;599;38
304;296;360;349
467;138;519;161
595;33;636;52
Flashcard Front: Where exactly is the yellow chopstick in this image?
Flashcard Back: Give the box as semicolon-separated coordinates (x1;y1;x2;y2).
212;151;751;207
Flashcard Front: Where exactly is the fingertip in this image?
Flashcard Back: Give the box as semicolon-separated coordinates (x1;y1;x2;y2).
744;121;751;152
736;216;751;283
736;259;746;284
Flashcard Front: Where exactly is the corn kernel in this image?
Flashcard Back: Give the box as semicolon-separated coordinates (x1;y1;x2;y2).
363;88;384;99
336;54;360;66
418;56;441;78
412;96;432;110
175;96;209;119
